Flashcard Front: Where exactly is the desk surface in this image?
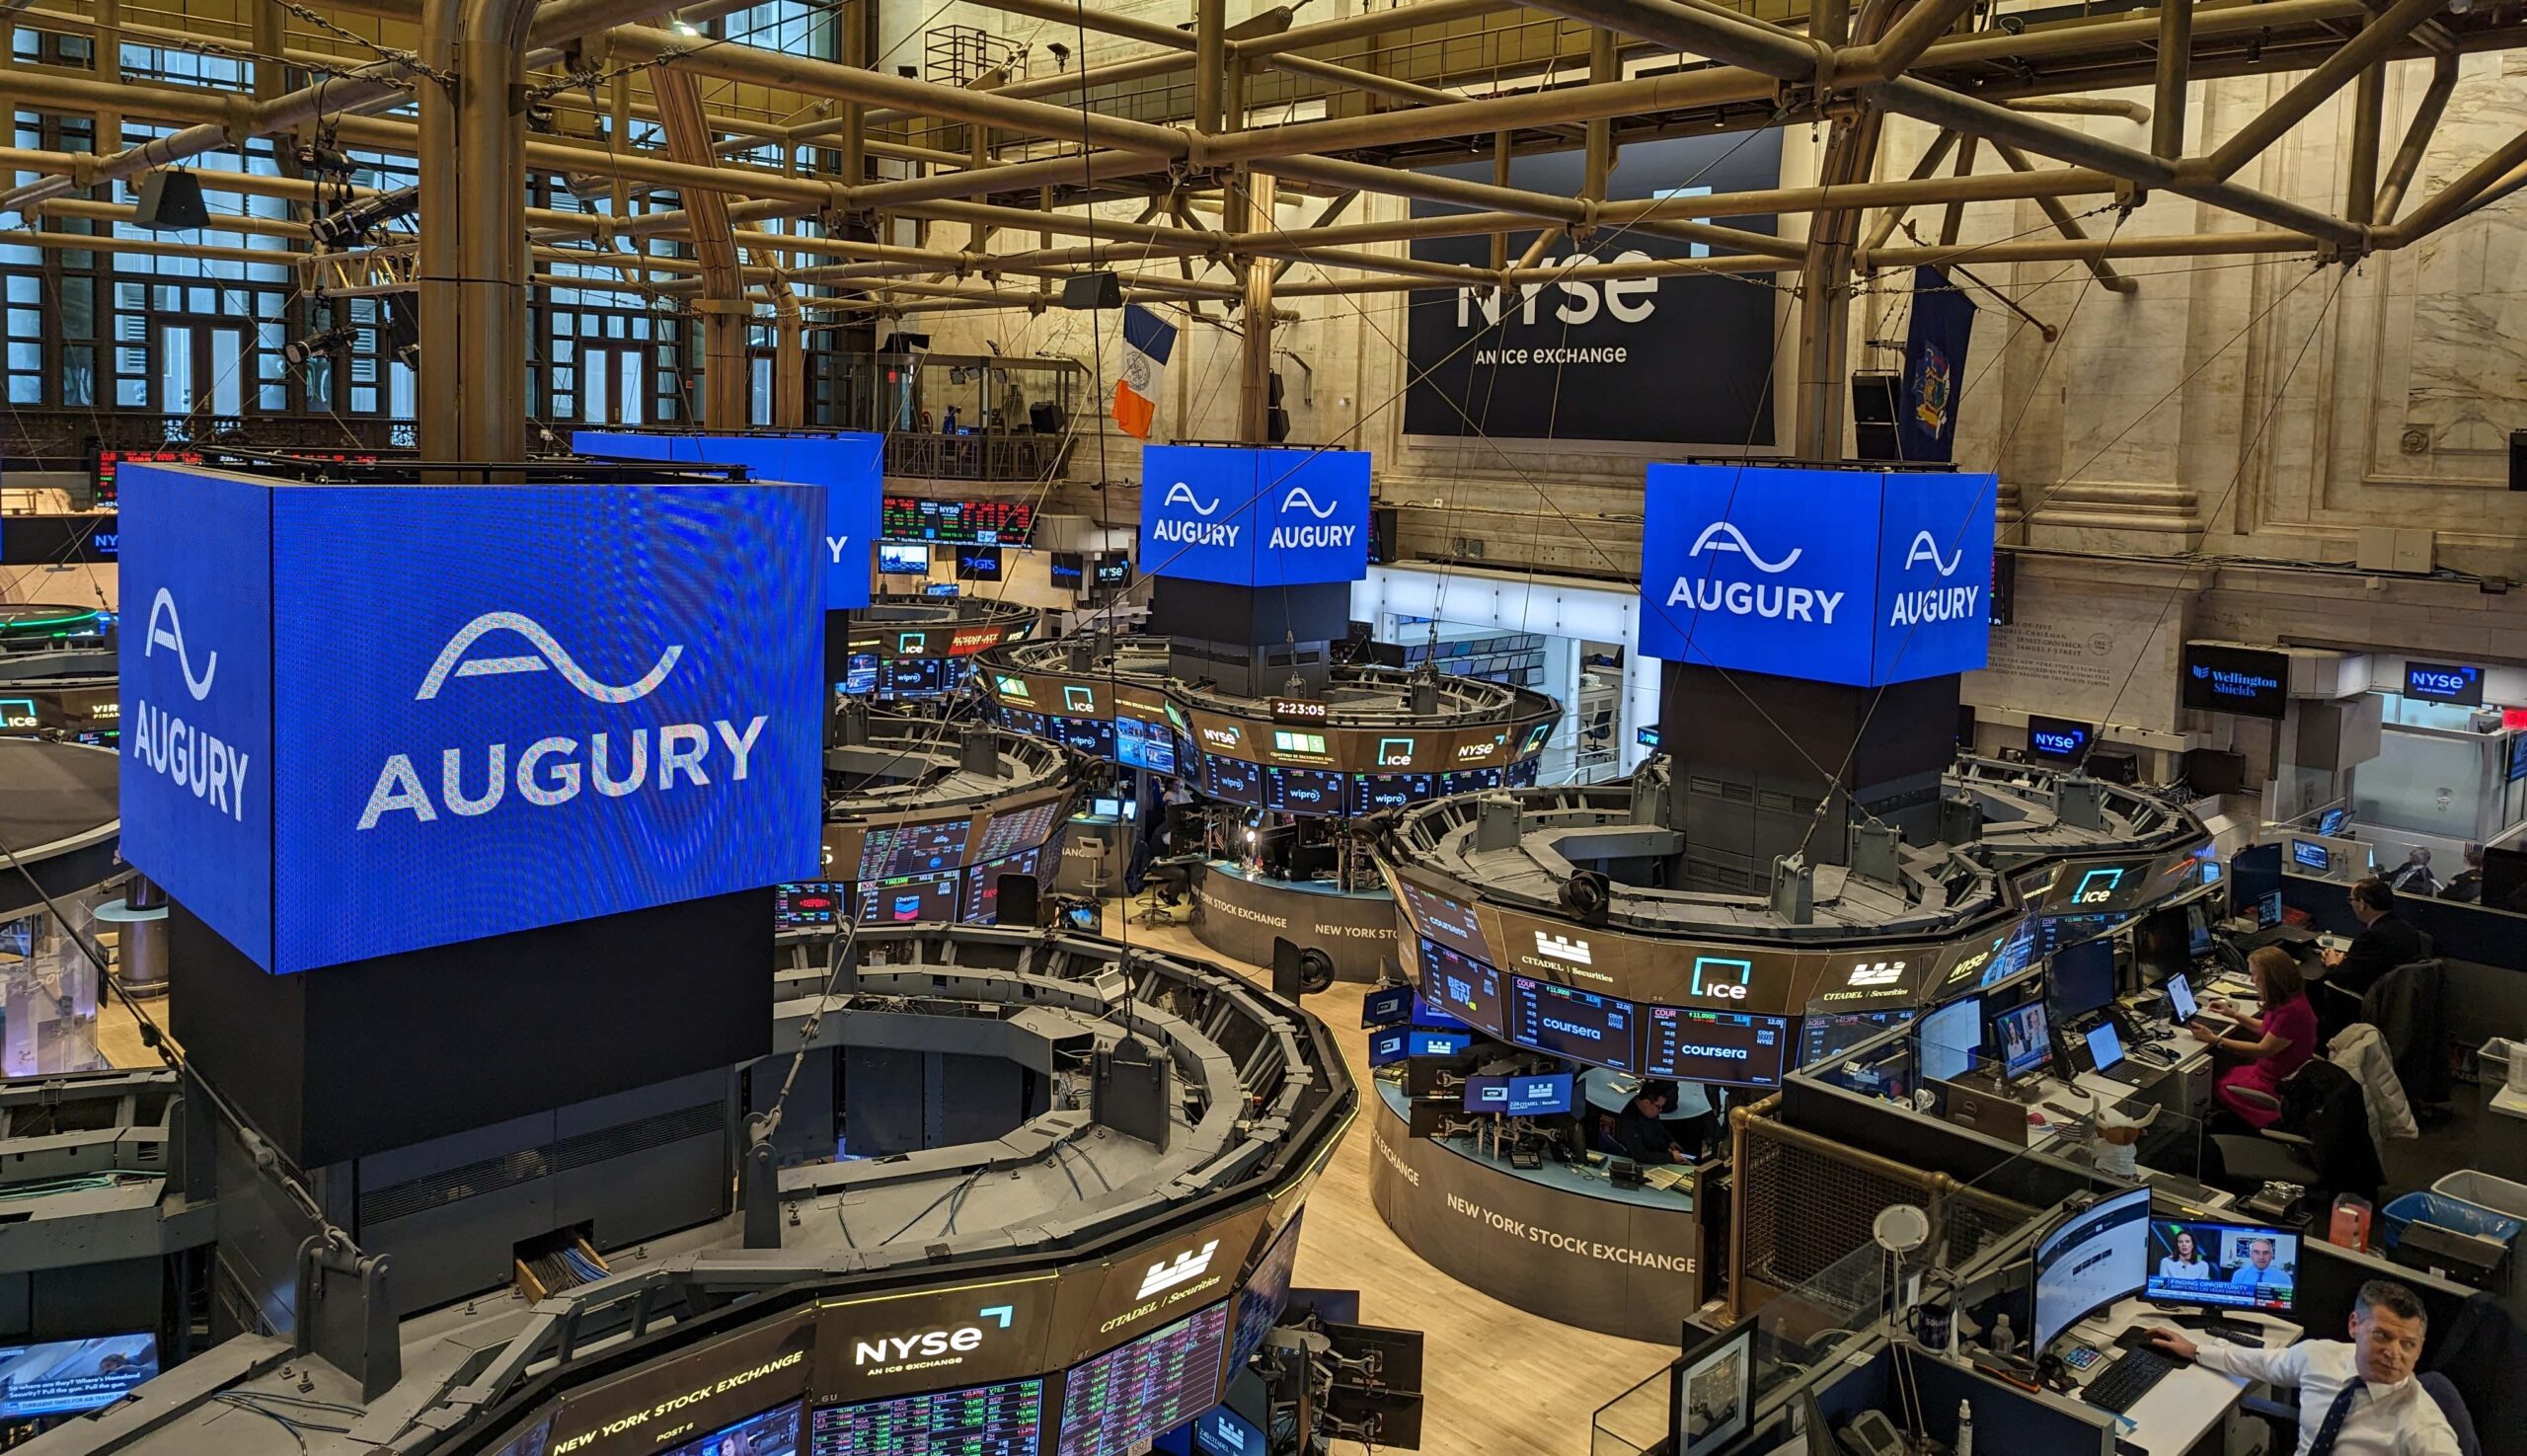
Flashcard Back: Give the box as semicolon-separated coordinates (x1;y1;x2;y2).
1373;1081;1692;1211
2065;1296;2300;1456
1207;858;1392;901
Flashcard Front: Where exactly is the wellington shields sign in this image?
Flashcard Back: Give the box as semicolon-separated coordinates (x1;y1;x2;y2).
1137;444;1370;586
1638;464;1996;687
119;463;824;973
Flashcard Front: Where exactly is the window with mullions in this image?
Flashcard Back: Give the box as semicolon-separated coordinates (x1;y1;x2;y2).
715;0;836;59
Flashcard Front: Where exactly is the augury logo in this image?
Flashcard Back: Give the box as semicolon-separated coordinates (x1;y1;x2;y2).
1667;522;1843;624
1887;527;1980;628
1266;484;1356;552
130;589;252;822
416;612;679;703
1902;532;1962;577
1153;480;1239;549
1687;521;1801;574
1281;488;1338;519
358;614;768;830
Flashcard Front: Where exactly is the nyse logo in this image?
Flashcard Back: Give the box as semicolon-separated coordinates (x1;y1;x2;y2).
1136;1240;1220;1299
357;612;770;830
1535;931;1593;965
2032;730;2083;756
1152;481;1239;548
1201;727;1242;748
851;1305;1015;1369
1667;522;1846;625
1453;252;1657;328
1691;956;1752;1001
128;591;253;823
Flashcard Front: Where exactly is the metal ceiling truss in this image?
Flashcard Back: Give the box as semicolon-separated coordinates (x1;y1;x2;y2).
4;0;2525;451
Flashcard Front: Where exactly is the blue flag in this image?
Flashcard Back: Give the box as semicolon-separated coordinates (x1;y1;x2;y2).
1897;266;1975;463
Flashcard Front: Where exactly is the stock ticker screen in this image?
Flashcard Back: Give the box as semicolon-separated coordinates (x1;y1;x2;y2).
882;496;1036;546
1509;976;1639;1071
1641;1007;1793;1089
1055;1303;1231;1456
1417;939;1504;1036
810;1378;1045;1456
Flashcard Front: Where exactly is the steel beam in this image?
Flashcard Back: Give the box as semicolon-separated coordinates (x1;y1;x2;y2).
2374;51;2459;224
2153;0;2192;158
2197;0;2440;181
1992;141;2136;292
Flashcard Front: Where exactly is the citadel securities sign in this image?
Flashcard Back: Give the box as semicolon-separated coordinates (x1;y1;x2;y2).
1136;443;1370;586
574;430;882;610
1402;130;1785;445
1638;464;1997;687
118;462;823;973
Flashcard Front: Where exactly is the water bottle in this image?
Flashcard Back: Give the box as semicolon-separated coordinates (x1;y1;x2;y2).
1988;1312;2018;1360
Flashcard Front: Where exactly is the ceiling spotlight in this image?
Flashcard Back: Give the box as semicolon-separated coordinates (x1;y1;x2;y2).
668;12;703;37
280;325;356;368
308;184;419;250
1047;41;1070;71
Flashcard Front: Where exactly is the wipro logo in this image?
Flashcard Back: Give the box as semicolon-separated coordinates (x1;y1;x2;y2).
1667;522;1844;625
357;613;769;830
129;590;252;823
1136;1239;1219;1298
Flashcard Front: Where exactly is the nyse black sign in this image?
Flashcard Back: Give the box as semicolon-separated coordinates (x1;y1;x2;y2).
1402;130;1784;444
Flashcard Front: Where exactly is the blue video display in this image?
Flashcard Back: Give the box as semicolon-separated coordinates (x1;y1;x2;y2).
575;430;882;610
1137;445;1370;587
1417;939;1504;1037
1462;1072;1574;1116
1351;772;1433;814
119;466;823;973
1115;716;1176;773
2405;659;2484;706
1638;464;1995;687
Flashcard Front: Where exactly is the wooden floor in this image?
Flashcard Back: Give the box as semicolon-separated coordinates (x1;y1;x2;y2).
93;907;1677;1454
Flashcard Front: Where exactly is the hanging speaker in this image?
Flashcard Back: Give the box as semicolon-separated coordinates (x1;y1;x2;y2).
1851;370;1901;462
131;170;209;231
1060;270;1123;310
997;874;1040;928
2510;428;2526;490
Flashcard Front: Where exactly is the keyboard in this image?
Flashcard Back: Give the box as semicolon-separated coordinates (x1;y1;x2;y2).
2082;1348;2180;1415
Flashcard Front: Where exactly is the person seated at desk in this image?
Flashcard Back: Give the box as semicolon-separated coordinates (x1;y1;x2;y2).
2191;946;2317;1129
2146;1278;2466;1456
1608;1081;1696;1165
2387;848;2440;896
2158;1226;2213;1280
2438;844;2484;905
2228;1235;2291;1289
2321;878;2427;1001
1661;1079;1717;1161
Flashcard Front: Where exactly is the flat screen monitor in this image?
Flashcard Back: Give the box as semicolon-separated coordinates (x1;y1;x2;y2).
2316;805;2348;837
1090;797;1123;820
2291;839;2332;873
1799;1010;1910;1067
2032;1186;2152;1352
1093;554;1131;588
775;882;845;927
1641;1008;1794;1089
878;542;930;574
2166;972;2200;1024
2143;1219;2298;1315
1057;1303;1231;1456
809;1380;1043;1456
2486;847;2527;911
2084;1020;2126;1075
921;580;960;597
1672;1319;1755;1456
1062;901;1100;932
2510;733;2527;783
1408;1030;1472;1058
1992;1000;2051;1080
1409;991;1466;1031
651;1404;802;1456
2228;842;2283;918
1508;976;1638;1071
2199;858;2223;886
0;1335;159;1418
1367;1027;1410;1068
1192;1407;1265;1456
2257;888;2284;929
1917;995;1981;1083
2048;936;2116;1019
2133;905;2191;986
1049;550;1086;590
842;652;880;696
1461;1072;1574;1116
1361;984;1413;1029
1417;940;1504;1036
955;544;1004;581
2185;904;2214;958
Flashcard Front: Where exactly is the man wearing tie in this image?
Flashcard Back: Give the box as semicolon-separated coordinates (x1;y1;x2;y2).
2146;1280;2465;1455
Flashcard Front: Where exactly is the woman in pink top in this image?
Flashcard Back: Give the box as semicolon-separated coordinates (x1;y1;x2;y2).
2193;946;2318;1128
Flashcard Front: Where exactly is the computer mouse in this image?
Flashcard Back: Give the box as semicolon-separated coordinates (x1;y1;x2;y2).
2028;1111;2048;1126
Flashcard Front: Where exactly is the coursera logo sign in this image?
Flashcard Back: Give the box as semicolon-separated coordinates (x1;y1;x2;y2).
357;613;769;830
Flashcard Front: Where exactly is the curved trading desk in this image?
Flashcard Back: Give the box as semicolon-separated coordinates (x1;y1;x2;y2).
1363;1082;1708;1342
1192;859;1398;982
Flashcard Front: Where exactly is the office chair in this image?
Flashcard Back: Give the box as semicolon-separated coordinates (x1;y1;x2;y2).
1136;854;1201;928
2241;1372;2480;1456
2207;1057;2383;1206
2363;958;2452;1119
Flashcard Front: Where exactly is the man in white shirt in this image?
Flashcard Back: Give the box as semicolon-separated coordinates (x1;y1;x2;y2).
2145;1279;2466;1456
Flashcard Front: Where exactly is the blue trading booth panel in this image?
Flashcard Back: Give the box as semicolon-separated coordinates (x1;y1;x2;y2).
574;430;883;609
1638;463;1996;687
1138;444;1371;586
118;463;825;974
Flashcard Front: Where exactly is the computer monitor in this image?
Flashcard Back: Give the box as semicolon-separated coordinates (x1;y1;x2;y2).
2198;858;2223;887
1091;797;1123;820
1917;995;1982;1083
2185;904;2213;958
1992;1001;2051;1081
877;543;929;574
2083;1020;2126;1076
1361;984;1413;1030
2290;839;2332;873
1367;1028;1411;1068
2165;972;2200;1025
1461;1072;1575;1117
2031;1185;2153;1352
1408;1030;1472;1058
2133;906;2190;987
2317;805;2348;837
2257;887;2284;929
2143;1219;2299;1315
2048;937;2116;1019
